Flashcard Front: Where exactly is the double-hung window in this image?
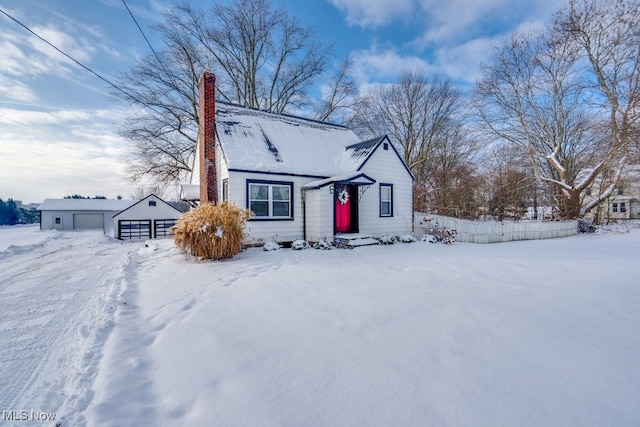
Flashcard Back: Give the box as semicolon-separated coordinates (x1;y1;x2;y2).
380;184;393;217
248;180;293;219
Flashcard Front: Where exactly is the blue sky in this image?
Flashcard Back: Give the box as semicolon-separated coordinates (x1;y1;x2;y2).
0;0;559;203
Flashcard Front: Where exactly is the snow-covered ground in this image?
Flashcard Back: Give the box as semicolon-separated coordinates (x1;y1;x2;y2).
1;225;639;426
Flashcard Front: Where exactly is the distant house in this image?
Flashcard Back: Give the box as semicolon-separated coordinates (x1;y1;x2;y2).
38;194;182;239
183;71;414;244
585;163;640;221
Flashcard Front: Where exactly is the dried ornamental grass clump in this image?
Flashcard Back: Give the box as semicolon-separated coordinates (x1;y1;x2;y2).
171;202;253;260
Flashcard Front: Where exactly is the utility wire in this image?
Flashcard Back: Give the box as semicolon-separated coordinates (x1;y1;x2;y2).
121;0;181;94
121;0;164;68
0;6;162;115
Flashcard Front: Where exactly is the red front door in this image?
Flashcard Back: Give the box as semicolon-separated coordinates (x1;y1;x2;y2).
335;185;351;233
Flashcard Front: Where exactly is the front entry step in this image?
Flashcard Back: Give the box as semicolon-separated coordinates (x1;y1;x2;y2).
334;233;379;248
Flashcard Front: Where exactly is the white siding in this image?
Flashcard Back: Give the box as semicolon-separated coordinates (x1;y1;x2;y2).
40;210;118;234
41;211;74;231
112;195;181;239
304;187;334;242
228;171;319;243
217;144;230;202
358;144;413;236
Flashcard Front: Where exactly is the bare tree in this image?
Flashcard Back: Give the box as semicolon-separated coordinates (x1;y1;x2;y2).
117;23;203;186
555;0;640;216
351;70;466;210
115;0;337;185
473;0;640;219
421;125;481;216
481;146;540;220
313;55;360;124
165;0;331;112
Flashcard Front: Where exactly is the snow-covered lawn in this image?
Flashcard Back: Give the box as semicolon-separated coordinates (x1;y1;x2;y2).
1;226;639;426
0;224;57;252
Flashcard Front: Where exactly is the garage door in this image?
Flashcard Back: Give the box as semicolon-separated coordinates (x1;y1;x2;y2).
118;220;151;240
154;219;178;238
73;213;104;230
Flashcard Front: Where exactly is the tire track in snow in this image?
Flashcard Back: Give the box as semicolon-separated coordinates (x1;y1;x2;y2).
0;232;135;417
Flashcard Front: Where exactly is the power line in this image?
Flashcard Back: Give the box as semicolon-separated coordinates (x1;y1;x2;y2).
121;0;163;66
0;6;161;115
121;0;179;92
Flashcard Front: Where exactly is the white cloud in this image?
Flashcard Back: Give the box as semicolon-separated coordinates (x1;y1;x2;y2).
434;37;504;84
331;0;558;41
419;0;560;47
351;48;435;85
331;0;561;87
0;106;132;202
0;23;97;101
328;0;418;27
27;24;95;68
0;76;38;103
0;108;111;126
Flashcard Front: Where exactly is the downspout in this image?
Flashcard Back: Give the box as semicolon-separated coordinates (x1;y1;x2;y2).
301;188;307;241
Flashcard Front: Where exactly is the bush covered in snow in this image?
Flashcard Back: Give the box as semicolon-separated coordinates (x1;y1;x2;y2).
399;233;417;243
312;240;332;250
291;240;309;250
263;241;281;251
171;202;253;260
377;235;397;245
578;218;597;233
419;216;457;244
422;234;438;243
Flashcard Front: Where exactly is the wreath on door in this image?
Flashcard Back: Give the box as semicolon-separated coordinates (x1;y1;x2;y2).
337;187;350;204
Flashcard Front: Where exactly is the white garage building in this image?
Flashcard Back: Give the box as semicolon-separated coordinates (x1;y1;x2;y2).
111;195;183;239
38;195;182;240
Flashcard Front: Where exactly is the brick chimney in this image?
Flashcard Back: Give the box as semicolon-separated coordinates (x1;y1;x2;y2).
198;71;218;204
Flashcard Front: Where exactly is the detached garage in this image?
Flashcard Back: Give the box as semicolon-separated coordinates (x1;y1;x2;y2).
38;198;133;235
112;194;182;240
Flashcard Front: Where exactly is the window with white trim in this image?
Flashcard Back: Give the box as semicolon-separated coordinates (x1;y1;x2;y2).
248;181;292;218
380;184;393;217
620;202;626;213
612;203;618;213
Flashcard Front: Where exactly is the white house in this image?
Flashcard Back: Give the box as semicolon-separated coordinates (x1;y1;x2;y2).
184;71;414;244
39;194;182;240
584;162;640;221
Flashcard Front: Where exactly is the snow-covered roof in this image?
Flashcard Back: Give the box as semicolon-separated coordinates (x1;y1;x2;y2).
38;198;135;212
215;103;363;176
112;194;182;218
345;136;385;158
303;172;376;189
180;184;199;201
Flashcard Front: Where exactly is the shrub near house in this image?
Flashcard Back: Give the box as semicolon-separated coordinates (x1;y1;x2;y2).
172;202;253;260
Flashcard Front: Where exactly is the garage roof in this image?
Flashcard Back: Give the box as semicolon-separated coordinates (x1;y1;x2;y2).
38;199;135;211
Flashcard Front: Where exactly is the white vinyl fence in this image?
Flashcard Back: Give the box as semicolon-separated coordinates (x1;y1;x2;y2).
414;213;578;244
